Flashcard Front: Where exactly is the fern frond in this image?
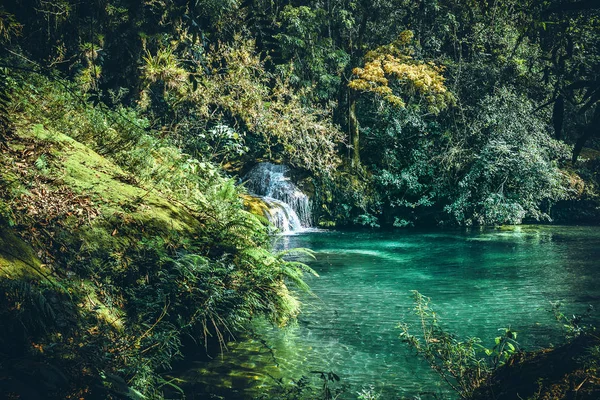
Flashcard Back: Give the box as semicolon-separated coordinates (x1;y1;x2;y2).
278;264;311;292
282;260;318;277
0;278;56;333
276;247;316;260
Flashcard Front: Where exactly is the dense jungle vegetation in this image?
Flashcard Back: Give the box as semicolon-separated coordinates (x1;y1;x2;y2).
0;0;599;399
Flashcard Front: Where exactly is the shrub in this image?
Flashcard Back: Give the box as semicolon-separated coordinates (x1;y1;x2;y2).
445;87;572;225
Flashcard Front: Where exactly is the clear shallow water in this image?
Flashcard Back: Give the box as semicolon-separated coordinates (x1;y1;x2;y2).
179;226;600;399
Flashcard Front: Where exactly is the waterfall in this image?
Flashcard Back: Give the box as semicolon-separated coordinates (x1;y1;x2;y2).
244;162;312;233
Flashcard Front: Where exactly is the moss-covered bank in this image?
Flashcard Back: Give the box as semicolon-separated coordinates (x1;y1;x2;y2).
0;71;313;399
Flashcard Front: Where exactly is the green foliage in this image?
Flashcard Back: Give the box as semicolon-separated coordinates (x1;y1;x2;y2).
399;291;525;399
445;88;572;225
368;106;443;226
137;36;345;174
549;301;596;340
314;169;380;227
346;84;575;227
185;123;248;164
0;200;16;226
482;328;520;369
357;385;381;400
274;5;349;102
1;0;600;397
0;68;318;399
399;291;490;398
141;46;187;90
0;8;21;42
350;30;455;112
3;0;597;228
187;38;344;174
0;279;57;338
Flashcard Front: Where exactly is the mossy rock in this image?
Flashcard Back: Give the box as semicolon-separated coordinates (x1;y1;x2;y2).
0;227;49;281
23;124;201;236
241;194;270;220
3;124;203;262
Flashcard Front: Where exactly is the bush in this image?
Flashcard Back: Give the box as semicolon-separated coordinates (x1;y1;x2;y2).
445;87;572;225
1;69;317;399
399;291;521;399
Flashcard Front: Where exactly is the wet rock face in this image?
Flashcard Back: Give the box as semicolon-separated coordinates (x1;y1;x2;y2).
244;162;312;232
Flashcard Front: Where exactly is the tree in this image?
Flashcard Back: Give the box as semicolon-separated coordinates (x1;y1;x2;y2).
445;88;571;225
348;30;454;167
518;0;600;162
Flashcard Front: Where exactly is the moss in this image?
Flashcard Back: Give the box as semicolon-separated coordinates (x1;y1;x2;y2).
0;226;125;331
241;194;270;219
25;124;201;237
2;124;207;332
0;227;50;281
78;280;126;331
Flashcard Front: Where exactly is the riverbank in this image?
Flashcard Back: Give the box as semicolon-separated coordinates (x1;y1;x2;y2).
0;72;313;399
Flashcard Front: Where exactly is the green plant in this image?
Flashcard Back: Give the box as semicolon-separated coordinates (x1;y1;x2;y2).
0;279;57;339
0;67;325;399
311;370;345;400
399;291;525;399
186;123;248;164
480;327;520;368
357;385;381;400
550;301;595;339
0;8;21;42
444;88;572;226
0;200;15;226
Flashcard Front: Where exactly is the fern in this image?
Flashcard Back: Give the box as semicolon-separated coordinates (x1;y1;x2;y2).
34;154;48;171
0;278;56;335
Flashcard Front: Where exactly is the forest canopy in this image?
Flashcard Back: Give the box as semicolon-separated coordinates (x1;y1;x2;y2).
1;1;598;227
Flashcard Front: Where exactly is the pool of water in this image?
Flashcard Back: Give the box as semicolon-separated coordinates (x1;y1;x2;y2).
178;225;600;399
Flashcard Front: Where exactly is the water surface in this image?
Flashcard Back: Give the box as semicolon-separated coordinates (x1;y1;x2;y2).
180;226;600;399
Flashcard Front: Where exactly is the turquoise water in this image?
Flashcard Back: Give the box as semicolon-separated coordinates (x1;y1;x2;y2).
179;226;600;399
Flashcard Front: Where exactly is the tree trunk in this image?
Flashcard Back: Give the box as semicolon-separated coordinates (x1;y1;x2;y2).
553;94;564;140
572;106;600;164
349;93;360;168
346;7;369;169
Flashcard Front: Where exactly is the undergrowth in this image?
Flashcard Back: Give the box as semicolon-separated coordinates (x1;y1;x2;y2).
0;67;315;399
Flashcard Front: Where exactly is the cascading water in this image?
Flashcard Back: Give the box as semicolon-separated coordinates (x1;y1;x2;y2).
244;163;312;233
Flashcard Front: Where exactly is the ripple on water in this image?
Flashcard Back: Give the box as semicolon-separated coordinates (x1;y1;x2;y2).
179;226;600;399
